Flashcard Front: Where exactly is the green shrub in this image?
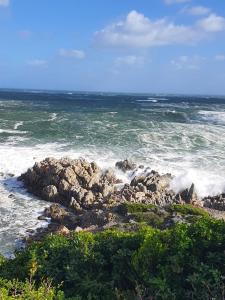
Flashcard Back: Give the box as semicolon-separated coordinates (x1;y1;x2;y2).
117;203;157;215
0;278;64;299
131;212;165;228
1;217;225;299
169;204;209;217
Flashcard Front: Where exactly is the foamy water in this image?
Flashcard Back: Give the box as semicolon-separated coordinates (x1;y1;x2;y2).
0;90;225;255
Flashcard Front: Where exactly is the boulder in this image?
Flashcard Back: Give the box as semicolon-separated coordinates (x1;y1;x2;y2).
44;204;78;229
19;157;118;210
115;159;137;172
203;194;225;211
56;225;70;235
178;183;199;205
42;185;58;201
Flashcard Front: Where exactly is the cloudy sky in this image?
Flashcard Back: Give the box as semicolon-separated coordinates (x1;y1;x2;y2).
0;0;225;94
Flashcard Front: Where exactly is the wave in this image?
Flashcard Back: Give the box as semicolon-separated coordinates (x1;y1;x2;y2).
13;121;24;130
137;99;158;103
0;129;27;134
149;97;168;101
48;113;58;121
198;110;225;125
170;169;225;198
0;139;225;255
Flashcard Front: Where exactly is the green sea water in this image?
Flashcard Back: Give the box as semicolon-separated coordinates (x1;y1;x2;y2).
1;90;225;255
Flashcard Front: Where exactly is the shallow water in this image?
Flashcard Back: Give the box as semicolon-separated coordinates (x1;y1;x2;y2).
0;90;225;255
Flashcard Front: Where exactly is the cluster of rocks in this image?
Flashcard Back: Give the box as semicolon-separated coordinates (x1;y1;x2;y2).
203;194;225;211
19;157;225;240
116;170;176;206
19;157;119;211
115;159;137;172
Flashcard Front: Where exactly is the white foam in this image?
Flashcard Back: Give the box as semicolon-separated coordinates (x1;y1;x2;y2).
170;169;225;198
0;129;27;134
198;110;225;125
137;99;158;103
0;124;225;254
13;121;24;130
48;113;57;121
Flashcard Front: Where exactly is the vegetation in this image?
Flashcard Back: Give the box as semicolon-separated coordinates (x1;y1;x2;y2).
1;205;225;299
0;279;64;300
117;203;157;215
169;204;210;217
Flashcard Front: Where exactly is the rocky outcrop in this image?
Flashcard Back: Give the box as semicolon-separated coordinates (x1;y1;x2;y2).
19;157;117;210
110;170;177;207
20;157;216;244
203;194;225;210
115;159;136;172
175;183;201;206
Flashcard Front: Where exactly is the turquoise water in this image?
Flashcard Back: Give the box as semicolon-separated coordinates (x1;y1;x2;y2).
1;90;225;255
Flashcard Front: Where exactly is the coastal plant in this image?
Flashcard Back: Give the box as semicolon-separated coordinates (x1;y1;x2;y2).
1;217;225;299
0;278;64;300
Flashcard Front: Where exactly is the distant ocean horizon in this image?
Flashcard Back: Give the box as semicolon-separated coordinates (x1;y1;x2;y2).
1;89;225;255
1;87;225;97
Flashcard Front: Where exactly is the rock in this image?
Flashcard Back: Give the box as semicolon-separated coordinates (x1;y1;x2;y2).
44;204;68;222
60;167;78;186
203;194;225;211
58;179;71;196
70;197;82;213
56;225;70;235
102;169;118;184
37;215;48;221
79;210;110;228
42;185;58;201
75;226;83;233
19;157;117;210
8;194;15;199
101;184;114;198
45;204;79;229
138;165;145;169
116;170;175;206
178;183;199;204
115;159;137;172
83;191;94;207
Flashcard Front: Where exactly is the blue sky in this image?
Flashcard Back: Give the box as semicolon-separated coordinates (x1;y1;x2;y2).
0;0;225;94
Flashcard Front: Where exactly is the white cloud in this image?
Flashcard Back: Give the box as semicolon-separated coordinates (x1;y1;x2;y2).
115;55;145;67
165;0;191;5
215;54;225;61
59;49;85;59
182;6;211;16
197;14;225;32
95;11;225;49
0;0;9;7
27;59;48;67
171;55;205;70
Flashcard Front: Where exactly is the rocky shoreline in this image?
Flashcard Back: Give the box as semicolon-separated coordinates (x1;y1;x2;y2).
18;157;225;242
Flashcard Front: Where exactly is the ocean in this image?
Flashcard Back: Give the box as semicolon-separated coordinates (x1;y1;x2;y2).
1;89;225;255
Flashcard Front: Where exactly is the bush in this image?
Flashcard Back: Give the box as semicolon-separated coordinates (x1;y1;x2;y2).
1;217;225;299
0;278;64;299
169;204;209;217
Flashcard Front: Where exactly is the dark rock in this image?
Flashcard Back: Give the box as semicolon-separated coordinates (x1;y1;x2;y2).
115;159;137;172
8;194;15;199
203;194;225;211
42;185;58;201
37;215;48;221
178;183;199;205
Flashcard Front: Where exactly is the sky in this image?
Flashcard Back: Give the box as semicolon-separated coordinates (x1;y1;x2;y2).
0;0;225;94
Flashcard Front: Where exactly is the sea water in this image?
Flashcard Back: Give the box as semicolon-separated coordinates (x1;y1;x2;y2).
0;90;225;255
